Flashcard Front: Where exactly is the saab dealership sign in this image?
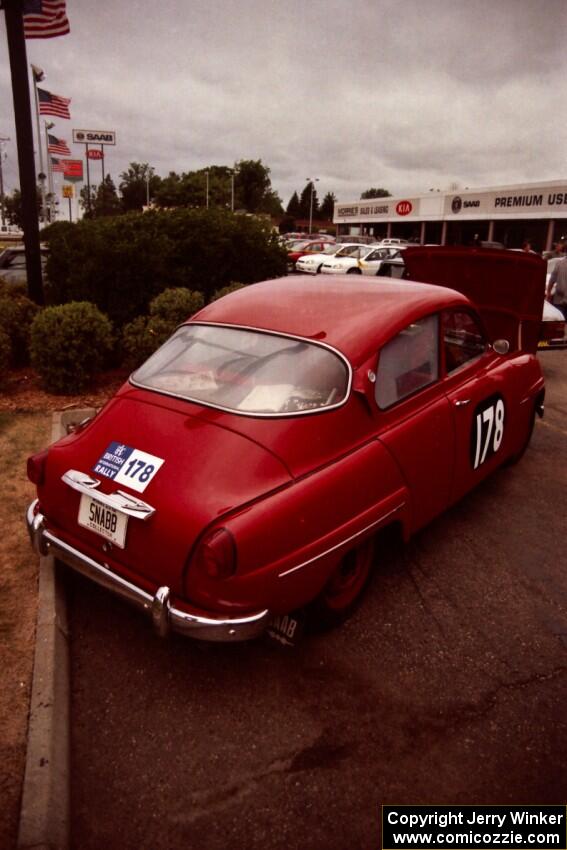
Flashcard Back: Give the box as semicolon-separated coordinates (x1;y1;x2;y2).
73;129;116;146
445;185;567;218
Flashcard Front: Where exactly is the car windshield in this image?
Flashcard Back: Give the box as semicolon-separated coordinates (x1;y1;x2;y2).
288;241;310;251
132;324;350;416
336;245;363;257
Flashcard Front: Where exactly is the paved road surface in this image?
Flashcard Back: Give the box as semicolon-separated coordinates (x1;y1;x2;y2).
68;351;567;850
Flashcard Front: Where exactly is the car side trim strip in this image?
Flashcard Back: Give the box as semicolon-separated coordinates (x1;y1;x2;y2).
277;502;405;578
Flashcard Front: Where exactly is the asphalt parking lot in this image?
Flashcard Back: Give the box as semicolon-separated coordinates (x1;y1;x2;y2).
68;351;567;850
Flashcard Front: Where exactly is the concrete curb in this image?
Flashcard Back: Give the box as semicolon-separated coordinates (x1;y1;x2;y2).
18;408;96;850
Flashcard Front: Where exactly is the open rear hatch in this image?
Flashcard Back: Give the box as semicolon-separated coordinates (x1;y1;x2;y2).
404;246;546;352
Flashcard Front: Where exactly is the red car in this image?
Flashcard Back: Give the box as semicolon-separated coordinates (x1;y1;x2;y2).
27;248;545;643
287;239;335;270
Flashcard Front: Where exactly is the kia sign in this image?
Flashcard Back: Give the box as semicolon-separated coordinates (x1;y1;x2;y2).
396;200;413;216
87;149;104;160
73;129;116;146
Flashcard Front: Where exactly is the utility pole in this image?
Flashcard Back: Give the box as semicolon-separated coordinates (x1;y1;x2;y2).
0;136;9;226
4;0;44;304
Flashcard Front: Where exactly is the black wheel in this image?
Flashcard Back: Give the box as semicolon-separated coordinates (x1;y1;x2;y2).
347;267;362;274
316;264;323;274
308;538;374;630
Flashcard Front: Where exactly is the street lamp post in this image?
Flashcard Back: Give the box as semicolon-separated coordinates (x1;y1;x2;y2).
205;169;209;209
306;177;319;236
0;137;9;226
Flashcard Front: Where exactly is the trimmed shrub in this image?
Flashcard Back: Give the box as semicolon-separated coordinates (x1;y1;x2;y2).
42;208;287;326
149;287;204;323
0;292;41;365
30;301;114;393
211;282;246;301
122;287;204;369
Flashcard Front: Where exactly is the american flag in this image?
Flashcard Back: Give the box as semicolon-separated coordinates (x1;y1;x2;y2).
23;0;70;39
38;87;71;120
47;134;70;156
50;157;65;173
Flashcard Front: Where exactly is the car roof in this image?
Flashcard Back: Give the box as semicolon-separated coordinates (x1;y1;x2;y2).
192;275;468;365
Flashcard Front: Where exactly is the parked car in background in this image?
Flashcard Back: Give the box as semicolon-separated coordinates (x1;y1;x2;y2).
0;245;48;286
287;239;335;271
377;238;410;247
540;300;567;350
321;243;381;274
358;247;407;276
296;243;367;275
0;224;24;242
26;248;545;644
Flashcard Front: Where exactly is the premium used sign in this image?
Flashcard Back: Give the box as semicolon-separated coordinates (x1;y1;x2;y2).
72;129;116;146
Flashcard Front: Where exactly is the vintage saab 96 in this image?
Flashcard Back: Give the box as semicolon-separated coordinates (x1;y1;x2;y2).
26;248;546;642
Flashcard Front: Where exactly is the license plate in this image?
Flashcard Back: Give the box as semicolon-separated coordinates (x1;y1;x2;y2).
78;494;128;548
266;612;305;648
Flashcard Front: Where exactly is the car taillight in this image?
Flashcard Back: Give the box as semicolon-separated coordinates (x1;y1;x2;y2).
193;528;237;579
540;320;565;342
27;449;49;485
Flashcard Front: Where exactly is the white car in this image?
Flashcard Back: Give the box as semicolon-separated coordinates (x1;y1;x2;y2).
377;238;410;247
358;247;406;276
540;299;567;350
320;243;382;275
295;243;365;275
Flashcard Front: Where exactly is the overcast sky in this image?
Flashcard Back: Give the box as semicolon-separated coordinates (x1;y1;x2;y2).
1;0;566;212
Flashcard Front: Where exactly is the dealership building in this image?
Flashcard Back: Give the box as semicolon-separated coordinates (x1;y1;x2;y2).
333;180;567;251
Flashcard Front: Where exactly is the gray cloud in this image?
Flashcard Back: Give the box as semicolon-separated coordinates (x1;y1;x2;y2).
0;0;566;212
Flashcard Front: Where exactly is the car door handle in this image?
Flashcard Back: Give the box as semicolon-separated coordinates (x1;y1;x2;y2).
453;398;471;407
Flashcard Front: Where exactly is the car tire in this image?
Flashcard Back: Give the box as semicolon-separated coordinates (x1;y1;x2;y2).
316;264;323;274
347;267;362;275
308;537;374;630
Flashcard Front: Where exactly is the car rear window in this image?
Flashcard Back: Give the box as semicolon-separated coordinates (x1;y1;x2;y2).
131;324;350;416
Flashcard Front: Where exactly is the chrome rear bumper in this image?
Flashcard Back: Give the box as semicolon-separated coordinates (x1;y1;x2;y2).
26;500;270;642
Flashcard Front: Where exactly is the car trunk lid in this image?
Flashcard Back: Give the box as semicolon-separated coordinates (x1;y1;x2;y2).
40;392;291;597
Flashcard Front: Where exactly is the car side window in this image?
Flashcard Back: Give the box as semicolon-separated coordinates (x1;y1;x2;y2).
375;314;439;409
443;310;487;374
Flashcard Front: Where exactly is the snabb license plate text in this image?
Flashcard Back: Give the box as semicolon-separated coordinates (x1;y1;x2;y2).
78;494;128;548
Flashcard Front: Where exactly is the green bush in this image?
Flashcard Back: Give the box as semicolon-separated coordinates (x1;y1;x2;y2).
121;287;204;369
0;326;10;386
0;290;41;365
149;287;204;323
211;282;246;301
30;301;114;393
42;208;287;326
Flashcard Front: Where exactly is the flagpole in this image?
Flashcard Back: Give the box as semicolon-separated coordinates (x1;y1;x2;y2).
31;65;47;223
3;0;44;304
44;120;54;221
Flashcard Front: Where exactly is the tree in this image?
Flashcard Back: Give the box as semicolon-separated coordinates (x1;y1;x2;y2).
4;187;41;228
119;162;161;212
80;175;121;218
360;188;391;199
234;159;282;214
319;191;336;221
299;182;319;219
286;191;301;217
